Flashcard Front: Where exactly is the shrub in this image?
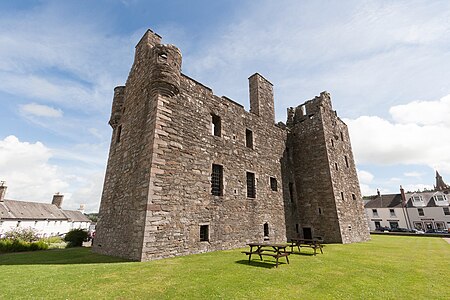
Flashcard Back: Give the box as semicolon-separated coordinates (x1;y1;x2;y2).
64;229;88;247
3;227;39;242
0;239;48;253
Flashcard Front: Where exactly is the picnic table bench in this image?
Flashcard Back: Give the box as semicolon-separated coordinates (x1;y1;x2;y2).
242;243;290;268
289;238;323;256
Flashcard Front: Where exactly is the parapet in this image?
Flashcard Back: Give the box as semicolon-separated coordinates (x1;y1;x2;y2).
287;91;332;127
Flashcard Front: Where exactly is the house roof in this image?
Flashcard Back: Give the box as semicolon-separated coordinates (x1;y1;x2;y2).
62;210;90;222
0;199;90;222
405;191;449;208
364;194;403;208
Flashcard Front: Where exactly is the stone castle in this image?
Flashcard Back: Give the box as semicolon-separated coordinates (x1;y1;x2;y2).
93;29;370;261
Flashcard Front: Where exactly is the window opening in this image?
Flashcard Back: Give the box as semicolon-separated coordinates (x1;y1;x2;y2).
345;156;349;168
263;223;269;237
270;177;277;191
443;207;450;215
331;139;334;147
335;163;338;171
199;225;209;241
341;192;345;201
289;182;294;203
245;129;253;149
318;207;322;215
340;131;344;141
211;164;223;196
116;125;122;143
372;209;379;217
389;209;396;217
247;172;256;198
418;208;424;216
211;114;221;137
352;193;356;200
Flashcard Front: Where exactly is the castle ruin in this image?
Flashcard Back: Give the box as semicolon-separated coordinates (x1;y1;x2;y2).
93;30;370;261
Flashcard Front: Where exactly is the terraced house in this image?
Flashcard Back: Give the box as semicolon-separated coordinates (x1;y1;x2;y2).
93;30;370;261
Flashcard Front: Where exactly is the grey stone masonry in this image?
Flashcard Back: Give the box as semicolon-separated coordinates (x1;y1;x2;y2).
93;29;369;261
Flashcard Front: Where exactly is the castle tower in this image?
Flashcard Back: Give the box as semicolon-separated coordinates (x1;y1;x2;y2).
286;92;370;243
435;170;449;191
94;29;182;260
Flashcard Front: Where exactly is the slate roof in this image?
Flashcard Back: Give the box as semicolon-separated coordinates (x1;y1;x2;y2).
364;194;403;208
0;199;89;222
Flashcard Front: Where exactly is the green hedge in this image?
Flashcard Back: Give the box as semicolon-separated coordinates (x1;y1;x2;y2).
64;229;88;247
0;239;49;253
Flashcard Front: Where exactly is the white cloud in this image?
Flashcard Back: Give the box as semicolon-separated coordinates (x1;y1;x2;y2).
389;95;450;126
19;103;63;118
358;169;374;184
0;135;103;212
345;94;450;179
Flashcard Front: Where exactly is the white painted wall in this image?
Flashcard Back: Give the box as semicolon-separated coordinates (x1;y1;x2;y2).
0;220;90;238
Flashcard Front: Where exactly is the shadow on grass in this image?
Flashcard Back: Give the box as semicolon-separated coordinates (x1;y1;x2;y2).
235;259;287;269
0;247;130;265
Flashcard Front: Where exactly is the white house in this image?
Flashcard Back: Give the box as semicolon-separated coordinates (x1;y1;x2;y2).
0;183;90;238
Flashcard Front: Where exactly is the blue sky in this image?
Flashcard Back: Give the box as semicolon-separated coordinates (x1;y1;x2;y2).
1;0;450;212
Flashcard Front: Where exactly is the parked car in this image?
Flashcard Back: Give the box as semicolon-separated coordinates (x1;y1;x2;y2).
375;226;391;232
425;229;448;234
390;227;409;233
410;229;425;234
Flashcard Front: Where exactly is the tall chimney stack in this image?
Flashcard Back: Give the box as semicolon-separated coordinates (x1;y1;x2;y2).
52;193;64;208
0;181;6;202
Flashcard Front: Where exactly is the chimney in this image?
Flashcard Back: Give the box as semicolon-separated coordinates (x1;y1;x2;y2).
52;193;64;208
249;73;275;122
400;185;406;206
78;204;85;214
377;189;381;197
0;181;6;202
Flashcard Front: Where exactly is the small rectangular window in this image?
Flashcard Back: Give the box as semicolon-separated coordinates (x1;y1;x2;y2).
352;193;356;200
289;182;294;203
372;209;378;217
443;207;450;215
345;156;349;168
211;114;221;137
341;192;345;201
340;131;344;141
295;224;299;233
335;163;338;171
263;223;269;237
318;207;322;215
389;209;396;217
211;164;223;196
200;225;209;241
247;172;256;198
331;139;334;147
116;125;122;143
418;208;424;216
270;177;277;191
246;129;253;149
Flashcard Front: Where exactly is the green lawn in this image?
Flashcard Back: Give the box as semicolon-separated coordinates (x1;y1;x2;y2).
0;235;448;299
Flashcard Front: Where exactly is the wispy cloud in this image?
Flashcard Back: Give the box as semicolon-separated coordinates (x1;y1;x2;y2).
20;103;63;118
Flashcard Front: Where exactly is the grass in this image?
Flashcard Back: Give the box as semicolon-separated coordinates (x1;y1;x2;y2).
0;235;448;299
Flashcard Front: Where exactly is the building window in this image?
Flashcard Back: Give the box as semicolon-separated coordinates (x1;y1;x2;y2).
340;131;344;141
389;221;399;229
372;209;379;217
435;222;445;230
341;192;345;201
443;207;450;215
344;156;349;168
335;163;338;171
434;194;447;202
289;182;294;203
263;223;269;237
246;172;256;198
270;177;277;191
318;207;322;215
418;208;424;216
116;125;122;143
414;222;423;230
16;221;21;227
374;221;381;229
412;195;424;203
34;221;38;226
352;193;356;200
200;225;209;242
211;164;223;196
389;209;396;217
245;129;253;149
211;114;221;137
331;139;334;147
295;224;299;233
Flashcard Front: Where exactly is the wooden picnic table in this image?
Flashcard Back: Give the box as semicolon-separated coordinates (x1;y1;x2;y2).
289;238;323;256
242;242;290;268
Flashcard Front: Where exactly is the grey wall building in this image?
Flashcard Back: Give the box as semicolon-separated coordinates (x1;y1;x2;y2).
93;30;370;261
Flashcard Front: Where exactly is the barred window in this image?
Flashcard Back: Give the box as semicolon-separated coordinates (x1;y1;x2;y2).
211;164;223;196
247;172;256;198
270;177;277;191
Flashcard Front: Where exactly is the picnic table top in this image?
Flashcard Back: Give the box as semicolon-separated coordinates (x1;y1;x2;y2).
247;242;289;248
